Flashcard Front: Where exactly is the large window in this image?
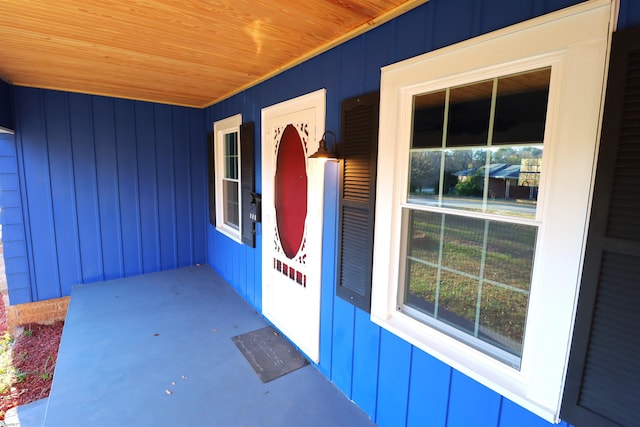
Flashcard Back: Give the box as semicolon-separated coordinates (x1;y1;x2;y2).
371;1;613;423
214;114;242;242
403;68;549;368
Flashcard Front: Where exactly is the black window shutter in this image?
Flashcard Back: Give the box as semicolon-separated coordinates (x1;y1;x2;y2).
207;131;215;226
240;121;256;248
561;25;640;427
336;92;380;312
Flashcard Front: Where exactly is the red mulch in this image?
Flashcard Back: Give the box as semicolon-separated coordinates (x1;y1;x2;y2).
0;296;64;420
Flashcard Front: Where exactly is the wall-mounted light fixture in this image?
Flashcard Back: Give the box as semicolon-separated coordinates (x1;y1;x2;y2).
309;130;339;160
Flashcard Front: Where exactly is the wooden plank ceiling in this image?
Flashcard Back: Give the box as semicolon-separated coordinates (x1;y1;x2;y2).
0;0;427;108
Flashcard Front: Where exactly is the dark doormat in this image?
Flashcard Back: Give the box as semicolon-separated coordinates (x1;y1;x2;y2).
232;326;309;383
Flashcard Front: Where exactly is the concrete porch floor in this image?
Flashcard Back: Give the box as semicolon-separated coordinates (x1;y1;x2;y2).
36;265;375;427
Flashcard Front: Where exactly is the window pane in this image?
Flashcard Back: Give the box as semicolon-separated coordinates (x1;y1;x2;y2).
404;210;442;316
437;270;478;335
493;68;550;145
223;180;239;229
403;209;536;364
442;148;488;212
480;284;529;357
484;222;536;290
441;214;484;276
406;210;441;265
485;146;541;218
447;80;493;147
405;260;438;316
224;132;238;179
412;90;446;148
408;150;442;205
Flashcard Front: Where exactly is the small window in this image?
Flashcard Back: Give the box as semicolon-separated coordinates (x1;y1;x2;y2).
214;114;242;242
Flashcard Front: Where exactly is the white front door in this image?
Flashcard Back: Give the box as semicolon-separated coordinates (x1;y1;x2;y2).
261;89;326;362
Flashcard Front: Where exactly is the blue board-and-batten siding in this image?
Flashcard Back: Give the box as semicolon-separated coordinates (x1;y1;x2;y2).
0;0;637;426
205;1;640;427
6;87;207;304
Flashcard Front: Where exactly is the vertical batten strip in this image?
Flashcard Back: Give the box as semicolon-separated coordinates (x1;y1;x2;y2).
189;112;198;263
65;92;84;286
152;105;161;271
90;96;106;282
70;93;99;284
110;98;125;278
170;108;178;269
41;90;63;298
11;101;35;303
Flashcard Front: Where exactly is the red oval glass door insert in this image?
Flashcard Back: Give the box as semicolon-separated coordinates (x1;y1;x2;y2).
275;124;308;259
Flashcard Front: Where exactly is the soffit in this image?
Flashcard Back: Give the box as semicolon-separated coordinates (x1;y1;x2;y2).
0;0;427;107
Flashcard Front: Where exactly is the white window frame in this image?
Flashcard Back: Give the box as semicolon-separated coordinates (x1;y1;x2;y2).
213;113;243;243
370;1;616;422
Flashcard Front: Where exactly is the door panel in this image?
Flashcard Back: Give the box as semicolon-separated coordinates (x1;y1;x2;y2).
261;90;326;362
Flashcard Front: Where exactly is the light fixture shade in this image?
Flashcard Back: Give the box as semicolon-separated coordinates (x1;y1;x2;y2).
309;139;331;159
309;131;338;159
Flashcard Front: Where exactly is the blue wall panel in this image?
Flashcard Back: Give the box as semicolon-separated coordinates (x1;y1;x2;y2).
252;225;262;311
355;31;394;90
244;240;256;306
93;97;124;280
338;38;367;99
189;111;207;265
135;102;160;274
618;0;640;29
376;330;412;426
171;108;193;269
69;93;103;284
391;4;432;64
16;89;60;301
237;246;247;299
155;104;177;271
447;370;501;427
331;298;356;398
431;0;476;50
406;349;451;427
500;398;566;427
114;98;143;277
44;91;83;297
479;0;536;34
8;87;207;304
201;1;636;426
351;309;381;421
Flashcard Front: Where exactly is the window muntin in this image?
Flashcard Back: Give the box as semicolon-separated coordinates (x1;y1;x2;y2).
214;114;242;242
402;68;549;367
